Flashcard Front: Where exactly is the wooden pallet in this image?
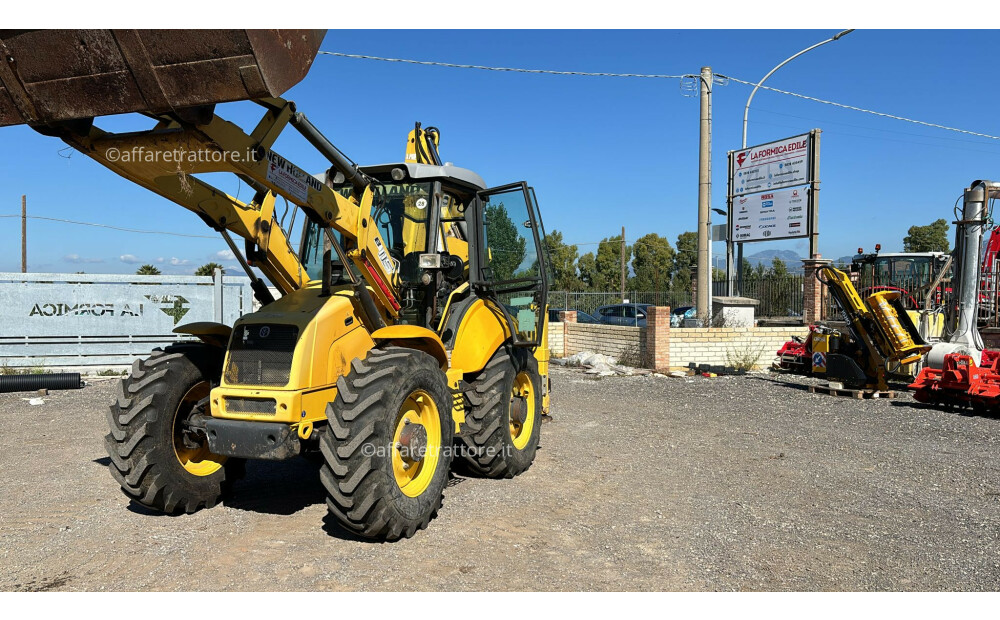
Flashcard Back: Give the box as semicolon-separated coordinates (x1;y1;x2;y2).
808;384;897;399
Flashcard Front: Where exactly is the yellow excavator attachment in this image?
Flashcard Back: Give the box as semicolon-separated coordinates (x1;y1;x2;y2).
0;29;324;127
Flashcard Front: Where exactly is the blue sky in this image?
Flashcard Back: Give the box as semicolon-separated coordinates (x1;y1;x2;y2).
2;29;999;275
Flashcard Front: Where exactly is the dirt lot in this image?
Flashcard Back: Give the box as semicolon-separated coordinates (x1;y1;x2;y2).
2;366;1000;591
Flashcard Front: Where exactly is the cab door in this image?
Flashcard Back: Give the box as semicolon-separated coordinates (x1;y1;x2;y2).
471;182;548;348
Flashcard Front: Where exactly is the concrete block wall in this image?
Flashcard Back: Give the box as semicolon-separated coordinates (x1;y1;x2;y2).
548;321;565;357
669;326;808;372
564;323;645;362
547;305;804;372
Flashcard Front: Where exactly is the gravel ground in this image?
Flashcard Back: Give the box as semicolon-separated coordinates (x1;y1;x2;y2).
1;367;999;591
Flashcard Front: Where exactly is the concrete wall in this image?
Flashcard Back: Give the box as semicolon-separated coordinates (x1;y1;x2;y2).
548;321;565;356
0;271;253;368
547;308;806;373
565;323;645;363
669;326;808;372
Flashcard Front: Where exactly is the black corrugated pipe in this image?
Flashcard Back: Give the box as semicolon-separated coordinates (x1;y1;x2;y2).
0;373;82;393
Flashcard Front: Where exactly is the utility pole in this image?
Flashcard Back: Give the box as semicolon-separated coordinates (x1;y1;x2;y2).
697;67;712;325
620;225;626;302
21;195;26;273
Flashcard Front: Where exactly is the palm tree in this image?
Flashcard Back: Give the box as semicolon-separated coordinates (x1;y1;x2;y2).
195;262;225;276
136;264;161;276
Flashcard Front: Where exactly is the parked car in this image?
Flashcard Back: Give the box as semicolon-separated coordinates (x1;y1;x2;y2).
548;308;600;324
670;305;696;328
595;303;652;327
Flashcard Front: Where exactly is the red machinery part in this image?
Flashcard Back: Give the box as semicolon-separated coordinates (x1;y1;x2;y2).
775;325;815;372
910;349;1000;410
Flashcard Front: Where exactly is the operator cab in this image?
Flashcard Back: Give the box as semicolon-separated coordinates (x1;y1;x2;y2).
299;162;550;347
852;249;951;310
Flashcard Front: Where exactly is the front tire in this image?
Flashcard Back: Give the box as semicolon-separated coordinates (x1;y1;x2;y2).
459;347;542;478
320;347;454;540
105;344;243;514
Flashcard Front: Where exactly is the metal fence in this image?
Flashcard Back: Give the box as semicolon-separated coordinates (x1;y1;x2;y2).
551;276;807;322
821;273;960;324
0;271;253;368
715;276;805;318
549;290;693;320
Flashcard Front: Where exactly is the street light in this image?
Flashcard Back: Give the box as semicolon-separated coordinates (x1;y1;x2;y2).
730;29;855;295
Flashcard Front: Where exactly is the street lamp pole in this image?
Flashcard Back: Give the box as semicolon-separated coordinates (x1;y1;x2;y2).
730;29;854;294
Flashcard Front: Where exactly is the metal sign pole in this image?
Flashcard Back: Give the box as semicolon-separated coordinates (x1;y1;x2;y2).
809;129;821;259
726;152;734;296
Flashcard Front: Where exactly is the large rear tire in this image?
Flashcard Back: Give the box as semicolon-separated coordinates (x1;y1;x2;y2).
459;347;541;478
105;344;244;514
320;347;454;540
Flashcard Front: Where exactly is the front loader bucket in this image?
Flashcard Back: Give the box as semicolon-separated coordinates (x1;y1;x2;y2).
0;29;325;127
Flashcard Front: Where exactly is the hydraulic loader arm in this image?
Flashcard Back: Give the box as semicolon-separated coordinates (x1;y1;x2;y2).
50;98;402;320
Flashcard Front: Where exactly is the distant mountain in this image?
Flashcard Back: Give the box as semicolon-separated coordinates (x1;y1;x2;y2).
744;249;804;272
746;249;802;262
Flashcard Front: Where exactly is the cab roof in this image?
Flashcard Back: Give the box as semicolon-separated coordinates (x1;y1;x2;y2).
361;162;486;191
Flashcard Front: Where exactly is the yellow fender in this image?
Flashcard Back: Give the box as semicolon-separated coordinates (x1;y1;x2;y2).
448;299;510;375
370;325;449;369
174;322;232;349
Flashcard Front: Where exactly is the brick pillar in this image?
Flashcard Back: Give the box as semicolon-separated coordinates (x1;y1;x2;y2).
644;305;671;372
802;257;832;325
556;310;576;358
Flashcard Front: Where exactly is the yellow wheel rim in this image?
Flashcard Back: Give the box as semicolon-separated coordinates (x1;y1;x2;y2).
392;389;442;498
509;371;536;450
172;381;226;477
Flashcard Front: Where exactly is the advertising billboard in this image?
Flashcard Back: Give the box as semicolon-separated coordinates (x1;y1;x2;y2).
730;187;809;243
730;133;811;195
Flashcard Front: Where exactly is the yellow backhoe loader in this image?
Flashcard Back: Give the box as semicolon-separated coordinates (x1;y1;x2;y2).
0;29;550;540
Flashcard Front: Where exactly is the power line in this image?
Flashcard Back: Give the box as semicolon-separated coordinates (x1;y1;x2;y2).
318;51;688;79
320;49;1000;141
720;75;1000;141
754;106;1000;147
0;214;219;239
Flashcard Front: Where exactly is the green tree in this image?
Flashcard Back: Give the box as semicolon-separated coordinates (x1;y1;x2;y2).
577;252;598;289
594;234;632;290
195;262;225;277
768;256;789;277
484;203;526;281
545;230;582;291
630;233;675;291
763;257;792;317
136;264;161;276
672;231;698;292
903;219;951;253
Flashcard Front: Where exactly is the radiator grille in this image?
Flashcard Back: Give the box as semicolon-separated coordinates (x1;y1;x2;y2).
224;397;277;417
224;324;298;386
